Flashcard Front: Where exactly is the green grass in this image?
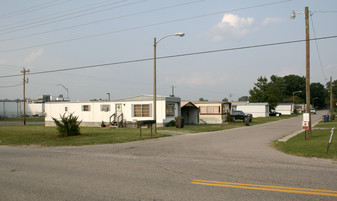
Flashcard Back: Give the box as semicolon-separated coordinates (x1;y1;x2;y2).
0;114;299;147
274;118;337;160
0;125;170;147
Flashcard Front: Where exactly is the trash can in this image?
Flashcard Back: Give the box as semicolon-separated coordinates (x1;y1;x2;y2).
323;115;329;122
244;117;250;126
175;117;184;128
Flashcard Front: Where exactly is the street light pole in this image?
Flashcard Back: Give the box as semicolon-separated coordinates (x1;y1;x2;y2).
291;7;311;137
57;84;69;100
153;32;185;134
305;6;312;137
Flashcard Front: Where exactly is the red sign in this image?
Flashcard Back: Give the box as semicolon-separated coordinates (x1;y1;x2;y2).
302;121;309;130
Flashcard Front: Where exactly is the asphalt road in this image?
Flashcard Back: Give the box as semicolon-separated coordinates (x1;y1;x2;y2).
1;111;336;201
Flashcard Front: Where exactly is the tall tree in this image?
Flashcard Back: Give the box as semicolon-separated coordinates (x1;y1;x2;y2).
310;82;327;109
249;76;268;103
238;96;249;101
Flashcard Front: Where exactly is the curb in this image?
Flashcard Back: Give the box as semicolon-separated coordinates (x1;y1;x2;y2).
277;116;323;142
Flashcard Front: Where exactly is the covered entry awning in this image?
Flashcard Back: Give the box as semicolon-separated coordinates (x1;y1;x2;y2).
181;101;199;124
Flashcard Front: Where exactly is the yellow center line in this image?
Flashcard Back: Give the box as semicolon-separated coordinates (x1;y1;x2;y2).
191;180;337;197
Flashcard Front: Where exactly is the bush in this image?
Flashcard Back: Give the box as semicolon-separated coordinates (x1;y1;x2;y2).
52;113;82;137
166;120;176;127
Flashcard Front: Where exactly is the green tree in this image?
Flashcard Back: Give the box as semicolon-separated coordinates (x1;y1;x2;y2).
199;98;208;101
249;76;284;109
249;76;269;103
222;98;228;102
310;82;327;109
238;96;249;101
283;74;306;98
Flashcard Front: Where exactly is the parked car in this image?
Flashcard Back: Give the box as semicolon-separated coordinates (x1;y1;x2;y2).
231;110;253;122
269;109;282;116
310;108;316;114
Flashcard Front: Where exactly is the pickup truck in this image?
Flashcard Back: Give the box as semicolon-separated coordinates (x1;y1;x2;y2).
231;110;253;122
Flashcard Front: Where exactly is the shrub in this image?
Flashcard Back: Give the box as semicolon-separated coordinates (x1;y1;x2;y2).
52;113;82;137
166;120;176;127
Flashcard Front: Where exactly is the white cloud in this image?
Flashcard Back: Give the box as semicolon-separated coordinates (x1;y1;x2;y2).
262;17;283;26
210;14;255;41
24;48;44;64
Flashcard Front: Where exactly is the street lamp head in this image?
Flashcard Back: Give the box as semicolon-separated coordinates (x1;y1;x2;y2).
290;11;296;19
174;32;185;37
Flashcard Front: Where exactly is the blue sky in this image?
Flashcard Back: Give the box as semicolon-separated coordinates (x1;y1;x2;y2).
0;0;336;101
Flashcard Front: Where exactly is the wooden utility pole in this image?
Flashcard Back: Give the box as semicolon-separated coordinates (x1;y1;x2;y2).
305;6;312;137
331;76;335;120
21;68;30;125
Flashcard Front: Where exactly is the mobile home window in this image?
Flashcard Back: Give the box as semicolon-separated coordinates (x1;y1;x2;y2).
200;106;220;114
166;103;174;117
82;105;90;111
133;104;150;117
100;104;110;112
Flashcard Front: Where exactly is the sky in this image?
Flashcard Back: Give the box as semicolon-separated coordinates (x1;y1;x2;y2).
0;0;336;102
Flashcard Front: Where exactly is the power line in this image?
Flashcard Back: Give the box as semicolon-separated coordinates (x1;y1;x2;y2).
0;0;115;28
0;0;71;20
0;83;22;88
0;35;336;79
0;64;22;69
0;0;142;35
0;0;292;54
0;0;204;42
310;14;327;81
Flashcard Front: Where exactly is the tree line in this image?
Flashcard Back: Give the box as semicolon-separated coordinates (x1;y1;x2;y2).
249;74;337;110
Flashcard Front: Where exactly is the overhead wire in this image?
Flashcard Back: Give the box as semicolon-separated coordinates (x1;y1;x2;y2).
0;0;292;54
0;0;143;35
0;83;22;88
0;0;204;42
0;35;336;79
310;14;327;81
0;0;116;28
0;0;72;20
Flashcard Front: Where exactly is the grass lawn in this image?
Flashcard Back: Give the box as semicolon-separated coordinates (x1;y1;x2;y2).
0;125;170;147
0;114;298;147
274;117;337;160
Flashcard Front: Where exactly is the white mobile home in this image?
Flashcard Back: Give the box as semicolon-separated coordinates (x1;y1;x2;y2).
45;95;181;127
275;103;293;115
232;103;269;117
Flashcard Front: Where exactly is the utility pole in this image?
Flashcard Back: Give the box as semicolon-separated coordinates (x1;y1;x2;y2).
21;68;30;125
331;76;335;120
305;6;312;137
